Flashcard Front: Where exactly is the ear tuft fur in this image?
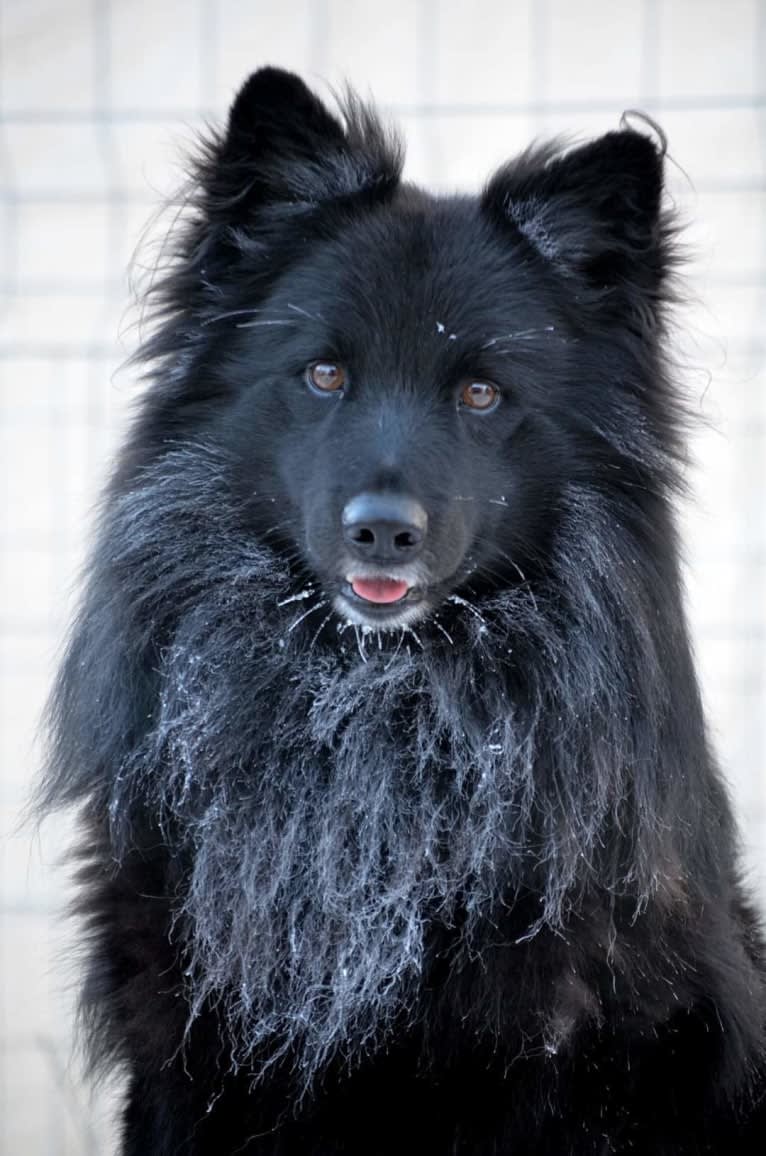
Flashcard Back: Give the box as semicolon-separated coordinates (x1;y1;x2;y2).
482;122;671;298
210;66;404;221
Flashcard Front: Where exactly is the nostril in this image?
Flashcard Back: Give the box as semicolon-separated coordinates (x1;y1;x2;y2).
394;529;421;551
351;527;376;546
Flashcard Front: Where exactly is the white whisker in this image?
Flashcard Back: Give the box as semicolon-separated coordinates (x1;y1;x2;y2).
278;588;316;607
448;594;488;626
511;562;539;612
308;611;334;656
286;600;328;634
236;319;297;329
287;302;323;322
200;308;264;326
354;624;368;663
481;325;556;349
383;628;406;671
433;621;455;646
404;626;424;651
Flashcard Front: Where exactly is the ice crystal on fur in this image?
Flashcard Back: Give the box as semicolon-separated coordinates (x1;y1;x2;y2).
45;445;689;1086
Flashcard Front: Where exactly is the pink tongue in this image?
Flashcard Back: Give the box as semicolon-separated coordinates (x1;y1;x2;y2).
351;577;410;604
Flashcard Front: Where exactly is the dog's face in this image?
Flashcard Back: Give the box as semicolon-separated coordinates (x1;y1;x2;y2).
220;199;572;628
140;68;668;634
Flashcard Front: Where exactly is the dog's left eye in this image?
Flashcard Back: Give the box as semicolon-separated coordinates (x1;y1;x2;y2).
306;362;346;394
458;380;500;413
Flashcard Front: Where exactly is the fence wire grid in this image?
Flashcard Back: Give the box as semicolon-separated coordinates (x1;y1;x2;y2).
1;1;765;1152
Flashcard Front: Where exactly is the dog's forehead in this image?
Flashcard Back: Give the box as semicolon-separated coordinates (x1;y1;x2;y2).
296;197;543;347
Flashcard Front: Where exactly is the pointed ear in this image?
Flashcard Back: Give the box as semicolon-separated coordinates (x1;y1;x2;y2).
206;67;403;222
482;125;669;296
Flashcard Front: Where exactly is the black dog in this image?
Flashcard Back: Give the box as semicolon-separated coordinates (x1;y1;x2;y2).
41;68;765;1153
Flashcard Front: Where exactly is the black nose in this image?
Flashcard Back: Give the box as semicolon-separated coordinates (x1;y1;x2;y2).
342;492;428;562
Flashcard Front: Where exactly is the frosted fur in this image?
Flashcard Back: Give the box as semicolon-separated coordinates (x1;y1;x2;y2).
505;196;563;263
44;443;688;1088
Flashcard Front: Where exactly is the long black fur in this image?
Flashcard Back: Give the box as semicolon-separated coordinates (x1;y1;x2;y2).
40;68;766;1153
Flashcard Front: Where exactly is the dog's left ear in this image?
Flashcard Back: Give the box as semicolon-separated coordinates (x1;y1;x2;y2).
207;67;403;222
482;125;669;295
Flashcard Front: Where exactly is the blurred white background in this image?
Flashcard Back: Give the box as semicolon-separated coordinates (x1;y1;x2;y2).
1;1;764;1151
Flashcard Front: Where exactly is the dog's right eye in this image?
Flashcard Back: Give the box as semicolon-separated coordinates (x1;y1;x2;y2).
306;362;346;395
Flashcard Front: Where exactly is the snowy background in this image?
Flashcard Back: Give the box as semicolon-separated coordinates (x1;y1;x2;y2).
1;1;765;1151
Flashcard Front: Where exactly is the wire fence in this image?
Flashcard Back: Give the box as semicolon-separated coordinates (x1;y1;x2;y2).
1;1;764;1151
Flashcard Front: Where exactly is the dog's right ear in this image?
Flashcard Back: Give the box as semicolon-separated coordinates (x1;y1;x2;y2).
205;67;403;222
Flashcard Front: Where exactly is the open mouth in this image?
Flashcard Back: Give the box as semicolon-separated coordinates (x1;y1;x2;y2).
339;573;426;622
349;576;411;604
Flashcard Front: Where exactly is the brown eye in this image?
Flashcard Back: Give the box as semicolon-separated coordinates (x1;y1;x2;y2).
459;380;500;412
307;362;346;394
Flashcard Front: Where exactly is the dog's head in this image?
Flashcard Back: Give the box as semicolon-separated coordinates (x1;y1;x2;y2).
134;68;675;632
